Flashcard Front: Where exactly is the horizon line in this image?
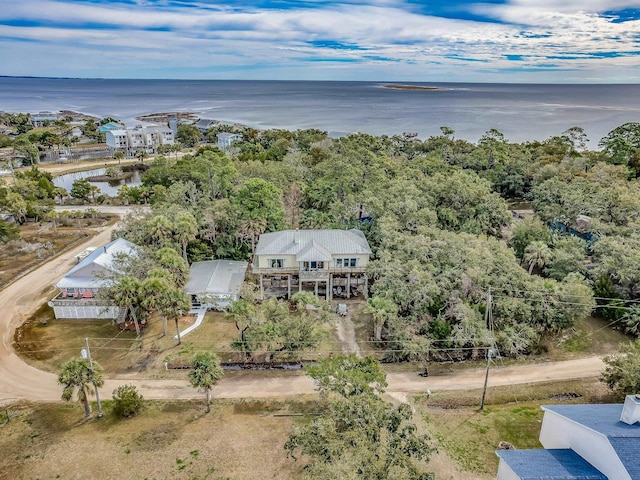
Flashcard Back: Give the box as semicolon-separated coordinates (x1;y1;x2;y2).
0;75;637;86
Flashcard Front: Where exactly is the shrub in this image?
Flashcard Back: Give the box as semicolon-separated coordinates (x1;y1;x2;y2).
112;384;144;418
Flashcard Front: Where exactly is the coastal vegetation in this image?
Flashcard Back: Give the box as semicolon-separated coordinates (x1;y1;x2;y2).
99;122;640;365
3;115;640;366
1;118;638;480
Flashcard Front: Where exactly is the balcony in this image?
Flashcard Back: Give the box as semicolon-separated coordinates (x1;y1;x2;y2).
49;298;111;308
251;266;367;276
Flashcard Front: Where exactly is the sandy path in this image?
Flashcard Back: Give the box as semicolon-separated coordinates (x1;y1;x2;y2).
0;224;118;405
335;312;361;356
0;214;606;405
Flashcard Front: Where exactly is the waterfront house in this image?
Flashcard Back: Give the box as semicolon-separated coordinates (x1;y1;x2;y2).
31;113;58;128
183;260;248;310
196;119;217;133
252;229;371;299
217;132;242;150
106;126;174;155
496;395;640;480
50;238;139;320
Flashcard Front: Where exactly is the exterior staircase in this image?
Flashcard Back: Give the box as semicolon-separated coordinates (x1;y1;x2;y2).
116;307;128;324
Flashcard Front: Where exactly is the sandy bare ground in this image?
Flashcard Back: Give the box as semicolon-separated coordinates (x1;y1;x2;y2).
0;213;606;406
335;312;361;356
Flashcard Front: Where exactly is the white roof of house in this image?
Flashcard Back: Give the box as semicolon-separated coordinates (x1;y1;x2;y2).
196;119;215;128
255;229;371;257
108;129;127;136
184;260;248;296
218;132;241;140
56;238;139;289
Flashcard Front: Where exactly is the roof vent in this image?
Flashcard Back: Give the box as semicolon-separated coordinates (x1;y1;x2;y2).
620;395;640;425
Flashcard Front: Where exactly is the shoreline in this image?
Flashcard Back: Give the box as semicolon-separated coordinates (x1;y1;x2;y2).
381;84;443;91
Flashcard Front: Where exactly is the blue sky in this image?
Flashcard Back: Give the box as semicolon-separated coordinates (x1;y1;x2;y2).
1;0;639;82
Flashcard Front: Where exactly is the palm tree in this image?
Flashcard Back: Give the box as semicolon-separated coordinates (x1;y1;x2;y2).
113;150;125;165
148;215;173;248
111;276;142;336
141;275;171;336
158;287;191;345
89;184;101;203
156;247;190;287
188;352;224;413
172;143;182;160
523;240;552;275
58;358;104;417
173;211;198;262
53;186;68;204
136;149;148;163
364;296;398;341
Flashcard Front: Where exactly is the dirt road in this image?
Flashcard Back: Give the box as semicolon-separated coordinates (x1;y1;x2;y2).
0;223;606;405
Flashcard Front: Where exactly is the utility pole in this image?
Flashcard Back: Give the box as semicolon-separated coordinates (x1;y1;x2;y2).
480;348;493;411
82;337;103;418
480;288;494;412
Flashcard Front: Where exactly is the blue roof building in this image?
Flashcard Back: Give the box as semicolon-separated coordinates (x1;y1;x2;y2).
497;449;607;480
497;396;640;480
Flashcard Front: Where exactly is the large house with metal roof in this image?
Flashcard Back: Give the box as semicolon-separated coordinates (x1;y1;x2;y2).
184;260;248;310
496;395;640;480
252;229;371;300
49;238;139;320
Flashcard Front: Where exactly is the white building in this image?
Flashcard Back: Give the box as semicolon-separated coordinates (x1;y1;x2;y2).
497;395;640;480
217;132;242;150
49;238;139;320
252;229;371;299
183;260;248;310
106;126;174;155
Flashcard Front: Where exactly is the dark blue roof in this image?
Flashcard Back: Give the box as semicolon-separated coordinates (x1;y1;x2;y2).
543;404;640;438
496;449;607;480
609;437;640;480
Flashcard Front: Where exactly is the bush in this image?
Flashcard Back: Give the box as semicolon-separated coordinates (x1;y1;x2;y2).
601;340;640;397
112;384;144;418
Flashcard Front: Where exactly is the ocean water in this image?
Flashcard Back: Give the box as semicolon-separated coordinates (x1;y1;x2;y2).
1;77;639;146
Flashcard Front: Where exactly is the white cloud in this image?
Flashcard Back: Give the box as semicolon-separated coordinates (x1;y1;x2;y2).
0;0;639;81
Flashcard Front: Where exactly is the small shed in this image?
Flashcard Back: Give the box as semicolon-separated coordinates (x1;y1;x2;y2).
184;260;248;310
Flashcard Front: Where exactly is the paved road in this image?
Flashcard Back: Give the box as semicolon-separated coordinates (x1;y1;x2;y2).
0;220;606;406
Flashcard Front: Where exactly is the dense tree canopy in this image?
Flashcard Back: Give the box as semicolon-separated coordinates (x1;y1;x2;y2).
7;116;640;362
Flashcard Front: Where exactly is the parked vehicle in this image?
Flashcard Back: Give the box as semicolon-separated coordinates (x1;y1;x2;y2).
336;303;348;316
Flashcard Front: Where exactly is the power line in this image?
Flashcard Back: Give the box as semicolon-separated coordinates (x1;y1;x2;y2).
13;344;494;355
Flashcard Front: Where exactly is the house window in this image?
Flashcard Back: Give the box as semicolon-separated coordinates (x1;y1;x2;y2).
303;261;324;271
336;258;357;268
270;259;284;268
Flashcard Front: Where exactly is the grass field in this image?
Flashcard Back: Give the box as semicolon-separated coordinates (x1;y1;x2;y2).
0;399;308;480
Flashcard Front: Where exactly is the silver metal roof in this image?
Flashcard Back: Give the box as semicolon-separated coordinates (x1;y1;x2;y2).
56;238;139;289
218;132;241;140
184;260;248;295
296;240;332;262
255;229;371;256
